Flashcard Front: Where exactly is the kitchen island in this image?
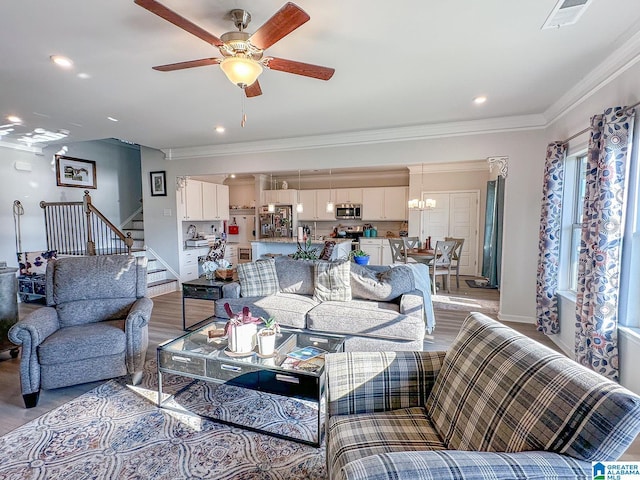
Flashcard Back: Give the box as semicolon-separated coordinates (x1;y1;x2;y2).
251;238;352;261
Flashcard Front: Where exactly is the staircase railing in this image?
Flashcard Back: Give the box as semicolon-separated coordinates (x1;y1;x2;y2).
40;190;134;256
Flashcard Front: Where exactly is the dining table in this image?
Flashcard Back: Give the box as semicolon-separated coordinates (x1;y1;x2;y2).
406;248;435;264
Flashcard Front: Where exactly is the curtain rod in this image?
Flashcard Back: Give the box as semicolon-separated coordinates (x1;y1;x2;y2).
561;100;640;144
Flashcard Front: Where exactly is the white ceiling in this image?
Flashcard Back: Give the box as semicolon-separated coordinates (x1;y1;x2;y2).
2;0;640;151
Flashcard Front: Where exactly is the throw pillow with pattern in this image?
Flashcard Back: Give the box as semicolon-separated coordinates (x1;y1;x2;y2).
313;259;352;302
237;258;280;297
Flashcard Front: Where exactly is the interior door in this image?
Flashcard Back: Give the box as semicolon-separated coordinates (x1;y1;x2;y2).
421;191;479;276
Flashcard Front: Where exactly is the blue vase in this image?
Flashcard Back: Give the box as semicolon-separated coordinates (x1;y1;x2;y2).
354;255;370;265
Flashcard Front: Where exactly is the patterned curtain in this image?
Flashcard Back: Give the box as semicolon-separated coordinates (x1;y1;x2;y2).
575;106;635;381
536;142;567;334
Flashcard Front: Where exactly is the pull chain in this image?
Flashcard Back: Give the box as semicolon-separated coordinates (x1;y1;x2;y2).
240;89;247;128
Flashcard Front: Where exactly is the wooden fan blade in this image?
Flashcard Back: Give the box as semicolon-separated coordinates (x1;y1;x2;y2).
152;58;221;72
244;81;263;98
135;0;223;46
267;57;335;80
249;2;310;50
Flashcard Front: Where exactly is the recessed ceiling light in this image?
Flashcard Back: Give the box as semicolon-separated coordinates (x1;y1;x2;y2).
230;173;236;178
50;55;73;68
7;115;22;123
77;73;91;79
107;116;119;122
473;96;487;105
215;126;225;133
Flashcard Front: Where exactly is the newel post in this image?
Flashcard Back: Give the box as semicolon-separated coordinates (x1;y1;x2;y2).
83;190;96;255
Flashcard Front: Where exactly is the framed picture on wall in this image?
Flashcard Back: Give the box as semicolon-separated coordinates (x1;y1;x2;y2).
150;171;167;196
55;155;97;189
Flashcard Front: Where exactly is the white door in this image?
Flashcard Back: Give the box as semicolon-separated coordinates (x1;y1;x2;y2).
420;191;479;276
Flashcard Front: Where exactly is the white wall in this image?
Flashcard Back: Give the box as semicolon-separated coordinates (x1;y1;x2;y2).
141;129;546;322
0;139;142;267
544;60;640;394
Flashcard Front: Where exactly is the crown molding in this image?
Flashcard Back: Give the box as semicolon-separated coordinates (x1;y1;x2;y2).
0;140;43;154
544;28;640;125
408;160;488;174
162;114;545;161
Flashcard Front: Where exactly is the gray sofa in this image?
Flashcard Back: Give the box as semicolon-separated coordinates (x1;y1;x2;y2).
9;255;153;408
213;256;433;351
325;312;640;480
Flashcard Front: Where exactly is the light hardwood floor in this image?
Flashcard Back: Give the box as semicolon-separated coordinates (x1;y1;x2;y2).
1;276;638;459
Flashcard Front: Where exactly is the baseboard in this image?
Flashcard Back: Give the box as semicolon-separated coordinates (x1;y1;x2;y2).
497;312;535;324
550;335;573;357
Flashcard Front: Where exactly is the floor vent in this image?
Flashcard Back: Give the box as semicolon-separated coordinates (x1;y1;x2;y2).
542;0;592;30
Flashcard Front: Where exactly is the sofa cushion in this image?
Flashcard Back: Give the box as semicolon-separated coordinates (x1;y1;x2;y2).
38;320;126;365
314;259;352;302
350;264;414;301
425;313;640;462
237;258;280;297
275;257;315;295
213;293;317;329
56;298;136;328
307;300;424;341
327;407;446;479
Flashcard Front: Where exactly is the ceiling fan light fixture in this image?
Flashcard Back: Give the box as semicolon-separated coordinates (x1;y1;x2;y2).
220;56;263;88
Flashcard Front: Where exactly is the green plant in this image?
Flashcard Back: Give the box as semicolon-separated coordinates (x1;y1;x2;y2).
261;316;280;332
290;238;319;260
349;249;369;259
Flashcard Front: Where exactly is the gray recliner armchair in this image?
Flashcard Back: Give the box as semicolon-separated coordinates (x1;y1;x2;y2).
9;255;153;408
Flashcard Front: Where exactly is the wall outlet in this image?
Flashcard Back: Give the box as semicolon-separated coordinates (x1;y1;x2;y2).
163;209;172;216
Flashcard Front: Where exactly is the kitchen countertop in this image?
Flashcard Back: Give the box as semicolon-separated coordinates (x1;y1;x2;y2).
252;238;352;244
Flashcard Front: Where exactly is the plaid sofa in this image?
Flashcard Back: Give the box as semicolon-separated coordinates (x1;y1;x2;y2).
325;312;640;480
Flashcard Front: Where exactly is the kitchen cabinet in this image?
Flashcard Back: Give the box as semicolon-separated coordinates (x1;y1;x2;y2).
362;187;408;221
261;189;297;206
224;244;238;265
202;182;229;220
334;188;363;204
180;247;209;282
179;179;229;221
359;238;383;265
297;189;334;221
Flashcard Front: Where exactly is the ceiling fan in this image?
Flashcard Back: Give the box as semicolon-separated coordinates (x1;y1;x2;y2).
134;0;335;98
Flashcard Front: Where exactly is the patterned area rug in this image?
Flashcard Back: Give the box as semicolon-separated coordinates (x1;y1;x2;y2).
0;361;326;479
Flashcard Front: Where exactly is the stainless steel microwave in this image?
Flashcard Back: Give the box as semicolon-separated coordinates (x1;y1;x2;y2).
335;204;362;219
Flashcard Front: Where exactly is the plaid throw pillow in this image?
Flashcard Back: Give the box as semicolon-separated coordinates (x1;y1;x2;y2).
237;258;280;297
313;259;352;302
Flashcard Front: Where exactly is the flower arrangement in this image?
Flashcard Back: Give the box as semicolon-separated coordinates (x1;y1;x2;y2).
201;260;218;279
291;238;319;260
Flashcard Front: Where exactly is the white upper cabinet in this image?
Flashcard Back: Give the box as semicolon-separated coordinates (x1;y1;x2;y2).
362;187;408;220
334;188;363;204
261;189;297;206
297;189;335;221
180;179;229;221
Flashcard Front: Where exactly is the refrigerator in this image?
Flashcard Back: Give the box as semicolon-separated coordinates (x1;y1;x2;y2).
259;205;293;238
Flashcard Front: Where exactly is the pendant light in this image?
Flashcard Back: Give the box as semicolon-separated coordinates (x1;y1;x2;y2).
408;164;436;211
296;169;304;213
326;168;334;213
267;173;275;213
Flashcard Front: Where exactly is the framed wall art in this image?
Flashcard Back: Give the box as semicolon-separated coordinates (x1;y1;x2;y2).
55;155;97;189
150;171;167;197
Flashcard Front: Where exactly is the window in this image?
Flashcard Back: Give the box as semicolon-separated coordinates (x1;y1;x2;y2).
568;155;588;291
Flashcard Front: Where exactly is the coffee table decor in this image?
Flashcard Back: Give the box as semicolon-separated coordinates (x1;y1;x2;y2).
223;303;261;353
157;318;345;446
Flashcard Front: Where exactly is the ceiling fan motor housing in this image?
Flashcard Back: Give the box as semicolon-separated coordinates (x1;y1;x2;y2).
219;31;263;60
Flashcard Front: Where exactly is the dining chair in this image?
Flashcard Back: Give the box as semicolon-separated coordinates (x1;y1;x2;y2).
388;238;408;263
428;240;457;294
402;236;421;252
445;236;465;288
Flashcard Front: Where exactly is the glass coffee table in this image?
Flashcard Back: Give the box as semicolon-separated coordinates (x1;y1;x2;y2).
157;319;345;447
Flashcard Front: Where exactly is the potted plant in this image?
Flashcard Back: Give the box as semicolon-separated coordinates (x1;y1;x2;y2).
256;317;280;356
350;249;370;265
290;238;319;260
223;304;261;353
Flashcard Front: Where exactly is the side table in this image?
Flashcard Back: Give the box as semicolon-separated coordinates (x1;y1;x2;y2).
181;277;227;331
